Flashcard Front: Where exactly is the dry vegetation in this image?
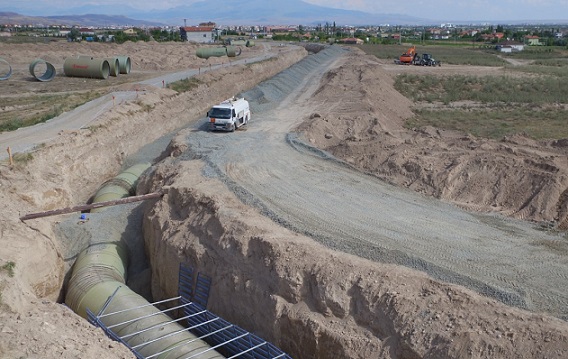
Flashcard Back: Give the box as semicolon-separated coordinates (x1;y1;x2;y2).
360;44;568;140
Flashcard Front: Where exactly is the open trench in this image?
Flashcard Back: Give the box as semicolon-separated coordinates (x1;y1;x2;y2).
55;45;568;359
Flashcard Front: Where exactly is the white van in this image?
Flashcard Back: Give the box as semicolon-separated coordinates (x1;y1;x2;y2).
207;97;251;132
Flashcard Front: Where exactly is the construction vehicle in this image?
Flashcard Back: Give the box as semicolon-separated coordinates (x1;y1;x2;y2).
395;46;419;65
207;97;250;132
394;46;441;66
416;53;441;66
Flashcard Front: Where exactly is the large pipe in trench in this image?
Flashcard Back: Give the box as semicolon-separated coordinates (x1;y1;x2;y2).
65;163;224;359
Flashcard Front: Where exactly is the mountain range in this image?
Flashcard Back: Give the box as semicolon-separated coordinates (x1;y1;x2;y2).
1;0;428;27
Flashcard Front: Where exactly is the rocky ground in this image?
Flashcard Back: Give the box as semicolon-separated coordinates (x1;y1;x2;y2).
0;41;567;358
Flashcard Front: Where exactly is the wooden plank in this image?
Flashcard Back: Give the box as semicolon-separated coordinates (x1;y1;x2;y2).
20;192;163;221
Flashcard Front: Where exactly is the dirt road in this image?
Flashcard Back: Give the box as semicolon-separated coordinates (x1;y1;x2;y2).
180;46;568;319
0;49;275;160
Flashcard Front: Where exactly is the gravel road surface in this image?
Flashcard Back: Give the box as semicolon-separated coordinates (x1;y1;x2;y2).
180;46;568;320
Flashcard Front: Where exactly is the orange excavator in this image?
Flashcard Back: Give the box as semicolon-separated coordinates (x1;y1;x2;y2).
397;45;419;65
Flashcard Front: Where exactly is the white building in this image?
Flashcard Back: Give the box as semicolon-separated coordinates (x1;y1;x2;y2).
180;26;215;43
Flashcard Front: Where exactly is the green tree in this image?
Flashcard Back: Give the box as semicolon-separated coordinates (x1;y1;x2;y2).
67;28;81;41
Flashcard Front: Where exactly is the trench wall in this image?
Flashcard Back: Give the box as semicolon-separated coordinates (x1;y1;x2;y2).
140;159;568;359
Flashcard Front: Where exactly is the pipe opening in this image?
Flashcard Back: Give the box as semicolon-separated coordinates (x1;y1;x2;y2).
117;56;131;74
105;57;120;77
0;57;12;81
29;58;56;82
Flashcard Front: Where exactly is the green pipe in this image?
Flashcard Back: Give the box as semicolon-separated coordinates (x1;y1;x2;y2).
116;56;131;74
0;57;12;81
91;163;151;211
64;56;110;79
29;58;56;82
105;57;120;77
196;46;241;59
229;40;247;46
65;163;224;358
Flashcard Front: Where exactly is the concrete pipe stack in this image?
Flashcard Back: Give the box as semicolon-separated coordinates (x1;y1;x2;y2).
64;55;131;79
196;46;241;59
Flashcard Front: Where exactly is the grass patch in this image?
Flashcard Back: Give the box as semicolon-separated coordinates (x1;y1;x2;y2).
1;261;15;277
395;74;568;104
0;91;103;132
12;152;34;164
407;106;568;140
167;77;201;93
505;47;568;60
507;64;568;78
360;44;508;66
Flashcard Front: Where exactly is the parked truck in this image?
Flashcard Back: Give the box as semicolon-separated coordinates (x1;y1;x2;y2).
395;46;441;66
207;97;251;132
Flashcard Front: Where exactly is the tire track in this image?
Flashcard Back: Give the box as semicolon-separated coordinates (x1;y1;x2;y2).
184;46;568;319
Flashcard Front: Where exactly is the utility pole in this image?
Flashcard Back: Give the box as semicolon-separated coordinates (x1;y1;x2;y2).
183;19;187;27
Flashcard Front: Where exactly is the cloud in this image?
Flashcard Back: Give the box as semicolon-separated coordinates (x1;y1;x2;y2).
303;0;565;21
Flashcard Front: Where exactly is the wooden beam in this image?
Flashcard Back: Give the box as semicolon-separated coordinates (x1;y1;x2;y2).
20;192;163;221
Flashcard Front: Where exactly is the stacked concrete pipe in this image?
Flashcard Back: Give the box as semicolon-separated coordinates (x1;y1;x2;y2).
196;46;241;59
65;163;224;359
102;57;120;77
116;55;131;74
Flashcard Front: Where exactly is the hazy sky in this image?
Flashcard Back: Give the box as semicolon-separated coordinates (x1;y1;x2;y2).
4;0;567;22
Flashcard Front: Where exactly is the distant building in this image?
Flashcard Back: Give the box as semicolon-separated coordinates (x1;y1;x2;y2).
497;41;525;52
180;26;215;43
123;28;136;36
525;35;541;46
341;37;364;45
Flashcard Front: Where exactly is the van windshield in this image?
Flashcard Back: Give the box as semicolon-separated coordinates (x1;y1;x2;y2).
209;108;231;119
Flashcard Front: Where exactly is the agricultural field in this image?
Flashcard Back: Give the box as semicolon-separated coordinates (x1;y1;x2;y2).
361;44;568;140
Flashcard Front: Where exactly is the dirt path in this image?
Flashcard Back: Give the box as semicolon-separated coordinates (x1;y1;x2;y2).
180;46;568;319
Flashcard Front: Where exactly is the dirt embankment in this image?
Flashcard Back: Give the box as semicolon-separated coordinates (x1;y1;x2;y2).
140;159;568;359
298;48;568;228
0;43;305;359
134;46;568;358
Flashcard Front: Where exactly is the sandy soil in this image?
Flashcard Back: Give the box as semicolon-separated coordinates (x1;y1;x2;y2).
0;40;304;359
0;41;567;359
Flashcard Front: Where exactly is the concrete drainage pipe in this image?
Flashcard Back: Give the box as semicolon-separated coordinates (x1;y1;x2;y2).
0;58;12;81
196;46;241;59
116;56;131;74
65;163;224;359
105;57;120;77
64;56;111;79
29;58;56;82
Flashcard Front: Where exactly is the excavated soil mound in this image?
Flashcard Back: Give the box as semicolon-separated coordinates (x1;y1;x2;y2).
298;48;568;227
